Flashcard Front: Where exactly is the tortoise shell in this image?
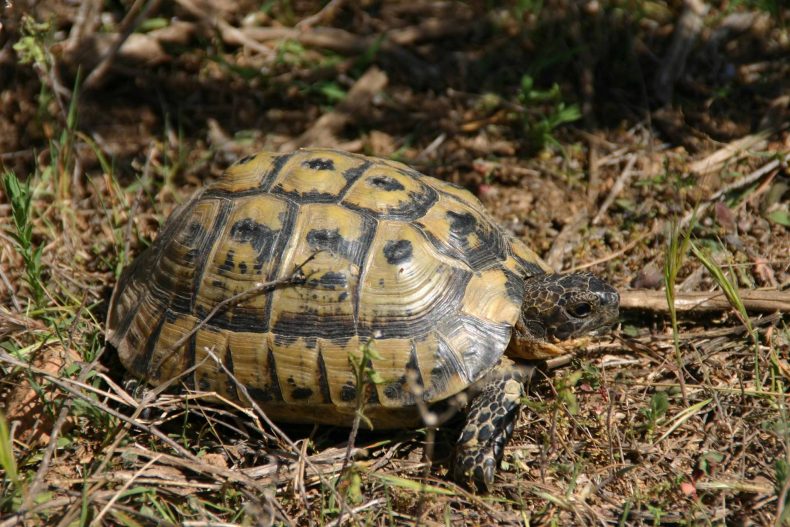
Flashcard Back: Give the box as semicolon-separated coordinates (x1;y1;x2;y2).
107;148;552;428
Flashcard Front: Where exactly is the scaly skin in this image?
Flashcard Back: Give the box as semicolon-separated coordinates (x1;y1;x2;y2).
454;272;619;490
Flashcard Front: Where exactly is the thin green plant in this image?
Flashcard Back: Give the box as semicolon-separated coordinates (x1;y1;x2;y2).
664;218;694;404
0;411;21;513
329;340;384;524
348;339;385;431
3;171;47;308
518;74;581;152
48;70;82;201
689;241;762;384
639;391;669;443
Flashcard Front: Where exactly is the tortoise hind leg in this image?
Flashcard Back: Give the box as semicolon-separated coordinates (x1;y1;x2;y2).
452;358;532;489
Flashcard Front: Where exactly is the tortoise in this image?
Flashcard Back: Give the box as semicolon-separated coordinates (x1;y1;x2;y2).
107;148;619;488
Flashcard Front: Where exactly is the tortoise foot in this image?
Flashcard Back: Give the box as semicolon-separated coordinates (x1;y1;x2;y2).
453;371;524;490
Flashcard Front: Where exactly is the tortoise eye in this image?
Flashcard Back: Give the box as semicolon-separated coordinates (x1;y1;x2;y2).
568;302;592;318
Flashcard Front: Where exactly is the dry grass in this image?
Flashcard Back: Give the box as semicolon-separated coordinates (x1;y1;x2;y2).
1;1;789;525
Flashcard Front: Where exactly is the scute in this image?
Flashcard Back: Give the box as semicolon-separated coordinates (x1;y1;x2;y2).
213;151;279;193
342;164;438;220
268;149;369;201
108;148;550;428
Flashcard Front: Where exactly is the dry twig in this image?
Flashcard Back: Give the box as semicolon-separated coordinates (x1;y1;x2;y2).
620;288;790;313
654;0;709;103
83;0;162;89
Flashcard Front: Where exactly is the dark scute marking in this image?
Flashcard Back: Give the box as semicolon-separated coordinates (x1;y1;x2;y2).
439;179;468;192
272;332;298;347
511;252;546;278
180;222;205;247
191;201;232;312
275;188;338;203
184;248;199;265
219;250;235;274
418;212;506;272
195;304;268;333
338;292;348;301
383;239;413;264
258;199;298;332
110;271;149;348
342;161;371;183
133;310;167;378
382;345;422;404
447;210;477;236
248;386;276;403
152;202;209;315
350;214;378;332
340;382;357;402
317;351;332;404
272;310;355;341
164;305;182;321
308;271;348;290
306;228;356;258
258;152;294;191
503;269;525;304
224;347;238;399
267;348;284;401
183;333;196;390
239;261;248;274
303;158;335;171
406;345;423;386
424;336;466;401
224;347;235;374
342;176;437;220
368;175;405;191
235;154;255;166
307;228;342;251
383;383;402;400
366;383;380;405
291;387;313;400
198;377;211;391
230;218;277;271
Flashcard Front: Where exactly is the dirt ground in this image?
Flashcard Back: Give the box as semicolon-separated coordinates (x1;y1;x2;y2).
1;1;789;525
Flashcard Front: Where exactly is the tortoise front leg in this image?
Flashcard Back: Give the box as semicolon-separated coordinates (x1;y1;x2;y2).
452;358;533;490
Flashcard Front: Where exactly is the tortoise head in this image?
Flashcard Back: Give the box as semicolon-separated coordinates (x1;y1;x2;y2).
508;272;619;359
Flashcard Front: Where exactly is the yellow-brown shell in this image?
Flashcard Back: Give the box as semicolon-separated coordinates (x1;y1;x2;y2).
107;149;551;428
